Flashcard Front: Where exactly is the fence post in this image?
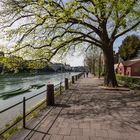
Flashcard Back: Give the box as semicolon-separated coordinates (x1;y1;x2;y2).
72;76;75;84
75;75;76;81
75;75;78;81
46;86;47;107
47;84;55;106
65;78;69;90
60;82;62;94
83;72;85;78
79;74;81;78
23;97;26;128
78;74;80;79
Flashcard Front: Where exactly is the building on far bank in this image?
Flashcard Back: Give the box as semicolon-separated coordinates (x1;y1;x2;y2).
64;64;71;71
49;63;66;72
116;58;140;76
71;66;86;72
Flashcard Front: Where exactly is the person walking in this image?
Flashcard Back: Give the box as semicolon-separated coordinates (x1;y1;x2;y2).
86;71;89;77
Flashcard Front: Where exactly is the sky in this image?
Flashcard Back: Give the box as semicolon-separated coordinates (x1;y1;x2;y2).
66;54;84;66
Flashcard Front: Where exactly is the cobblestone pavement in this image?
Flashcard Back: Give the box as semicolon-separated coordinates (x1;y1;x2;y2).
9;75;140;140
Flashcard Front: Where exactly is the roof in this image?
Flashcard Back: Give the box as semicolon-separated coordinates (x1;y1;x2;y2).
121;58;140;66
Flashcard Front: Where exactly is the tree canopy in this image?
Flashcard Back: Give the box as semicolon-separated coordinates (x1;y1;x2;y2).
0;0;140;86
0;55;47;74
119;35;140;61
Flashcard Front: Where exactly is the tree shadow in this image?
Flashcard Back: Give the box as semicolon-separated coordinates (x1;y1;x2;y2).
54;103;71;108
60;87;140;132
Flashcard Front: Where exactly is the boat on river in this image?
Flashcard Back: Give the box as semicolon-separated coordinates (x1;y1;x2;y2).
0;84;45;100
0;88;22;95
0;88;31;100
30;84;45;89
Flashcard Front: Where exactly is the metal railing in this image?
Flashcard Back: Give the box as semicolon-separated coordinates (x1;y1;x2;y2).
0;73;84;135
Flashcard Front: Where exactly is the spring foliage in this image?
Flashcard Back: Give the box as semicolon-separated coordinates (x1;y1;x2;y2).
0;0;140;86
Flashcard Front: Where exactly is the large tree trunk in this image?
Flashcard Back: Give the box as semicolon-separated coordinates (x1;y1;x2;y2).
103;46;118;87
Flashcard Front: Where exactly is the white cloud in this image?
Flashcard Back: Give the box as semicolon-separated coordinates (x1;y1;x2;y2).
66;54;84;66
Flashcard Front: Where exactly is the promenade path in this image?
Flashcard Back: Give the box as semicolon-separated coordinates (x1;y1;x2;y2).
10;74;140;140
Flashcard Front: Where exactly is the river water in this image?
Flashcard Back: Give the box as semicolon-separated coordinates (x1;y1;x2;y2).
0;72;79;129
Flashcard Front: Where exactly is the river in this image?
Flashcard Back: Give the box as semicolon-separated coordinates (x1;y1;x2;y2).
0;72;79;129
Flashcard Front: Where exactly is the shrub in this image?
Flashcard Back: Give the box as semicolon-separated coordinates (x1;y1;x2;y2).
116;75;140;89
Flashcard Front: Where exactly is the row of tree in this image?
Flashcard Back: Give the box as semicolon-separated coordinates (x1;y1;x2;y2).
84;35;140;77
84;46;104;78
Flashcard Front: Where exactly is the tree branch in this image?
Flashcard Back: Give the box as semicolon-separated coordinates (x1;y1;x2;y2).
115;21;140;39
0;14;34;29
67;18;101;37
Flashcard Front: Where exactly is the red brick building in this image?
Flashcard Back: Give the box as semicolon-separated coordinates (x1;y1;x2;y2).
116;58;140;76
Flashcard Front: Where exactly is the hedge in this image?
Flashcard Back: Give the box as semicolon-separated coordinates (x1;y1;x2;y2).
116;74;140;89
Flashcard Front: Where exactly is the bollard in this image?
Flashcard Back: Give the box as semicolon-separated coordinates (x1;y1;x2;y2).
47;84;55;106
75;75;77;81
23;97;26;128
72;76;75;84
83;73;85;78
78;74;80;79
65;78;69;90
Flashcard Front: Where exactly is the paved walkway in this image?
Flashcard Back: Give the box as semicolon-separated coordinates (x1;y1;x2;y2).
10;75;140;140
